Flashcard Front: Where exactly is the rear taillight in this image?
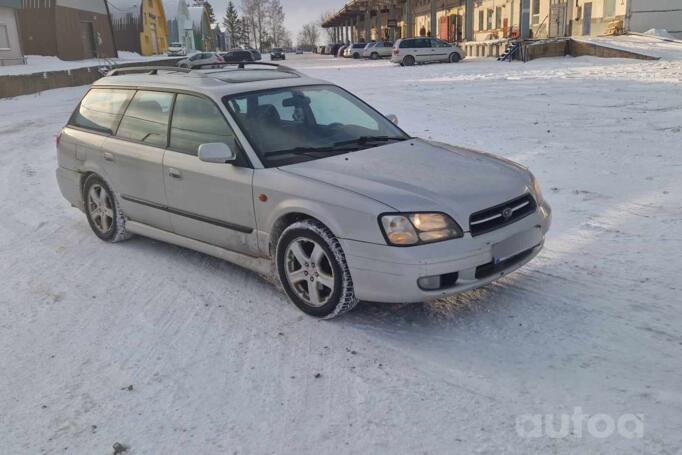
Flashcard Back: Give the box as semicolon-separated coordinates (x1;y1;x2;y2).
56;131;62;147
393;49;399;55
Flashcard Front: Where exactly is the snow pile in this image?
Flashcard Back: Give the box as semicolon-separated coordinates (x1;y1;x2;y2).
643;28;677;40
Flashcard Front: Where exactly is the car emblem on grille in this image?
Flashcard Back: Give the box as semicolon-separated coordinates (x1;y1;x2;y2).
502;207;514;219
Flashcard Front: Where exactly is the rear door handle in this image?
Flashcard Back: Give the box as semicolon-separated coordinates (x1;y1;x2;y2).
103;151;114;162
168;168;182;179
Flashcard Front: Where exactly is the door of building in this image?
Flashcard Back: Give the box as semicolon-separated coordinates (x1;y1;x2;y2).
80;22;96;58
582;2;592;36
150;24;159;54
549;3;566;37
439;16;448;40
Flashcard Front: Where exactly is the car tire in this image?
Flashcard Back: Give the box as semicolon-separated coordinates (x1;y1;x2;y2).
353;52;360;59
403;55;415;66
276;219;358;319
449;52;461;63
83;174;130;243
370;52;379;60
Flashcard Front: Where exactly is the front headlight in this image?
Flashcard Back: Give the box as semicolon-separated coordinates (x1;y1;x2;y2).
380;213;463;246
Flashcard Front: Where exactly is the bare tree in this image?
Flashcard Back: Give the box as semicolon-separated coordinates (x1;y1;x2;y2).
241;0;270;50
297;22;320;50
269;0;287;48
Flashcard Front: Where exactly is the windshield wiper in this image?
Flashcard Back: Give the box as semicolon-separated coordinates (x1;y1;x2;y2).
267;145;357;159
267;136;406;160
333;136;406;147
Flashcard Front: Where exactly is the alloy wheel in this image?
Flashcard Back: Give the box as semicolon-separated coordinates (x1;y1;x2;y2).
284;237;335;307
87;184;114;234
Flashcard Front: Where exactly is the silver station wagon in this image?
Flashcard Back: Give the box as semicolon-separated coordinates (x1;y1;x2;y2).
56;63;551;318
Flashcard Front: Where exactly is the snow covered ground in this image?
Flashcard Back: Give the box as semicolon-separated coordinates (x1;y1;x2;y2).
1;54;681;454
0;52;177;77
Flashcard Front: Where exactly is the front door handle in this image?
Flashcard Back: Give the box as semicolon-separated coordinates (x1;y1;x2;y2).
103;151;114;162
168;168;182;179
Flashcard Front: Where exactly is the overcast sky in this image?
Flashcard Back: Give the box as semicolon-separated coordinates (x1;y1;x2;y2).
206;0;341;37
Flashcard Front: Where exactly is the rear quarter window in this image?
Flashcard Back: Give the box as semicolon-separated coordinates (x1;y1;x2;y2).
69;88;135;134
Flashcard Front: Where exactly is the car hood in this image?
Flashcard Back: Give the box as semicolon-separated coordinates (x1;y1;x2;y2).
279;138;534;228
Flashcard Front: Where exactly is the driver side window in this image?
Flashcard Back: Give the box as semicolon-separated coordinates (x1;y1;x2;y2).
169;94;239;158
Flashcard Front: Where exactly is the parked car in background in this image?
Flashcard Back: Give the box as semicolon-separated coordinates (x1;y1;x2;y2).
167;42;187;57
271;47;286;60
344;43;367;59
336;44;348;57
56;63;550;319
220;49;255;63
328;43;342;57
177;52;224;68
296;48;304;55
391;38;465;66
241;48;261;61
363;41;394;59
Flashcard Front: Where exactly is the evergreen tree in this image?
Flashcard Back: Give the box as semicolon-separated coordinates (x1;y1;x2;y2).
239;15;252;47
223;1;241;49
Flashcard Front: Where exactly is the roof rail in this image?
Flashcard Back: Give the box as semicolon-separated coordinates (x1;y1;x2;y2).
107;66;193;77
191;61;302;76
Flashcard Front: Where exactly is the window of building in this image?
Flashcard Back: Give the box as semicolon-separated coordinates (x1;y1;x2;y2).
170;94;238;156
487;9;493;30
495;7;502;29
604;0;616;17
0;24;10;50
116;91;174;147
69;89;135;134
532;0;541;25
478;10;484;32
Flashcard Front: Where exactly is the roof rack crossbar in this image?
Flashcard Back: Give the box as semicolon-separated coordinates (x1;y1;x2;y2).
190;61;301;76
107;66;195;77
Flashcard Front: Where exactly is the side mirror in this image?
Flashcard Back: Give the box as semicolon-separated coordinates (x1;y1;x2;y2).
198;143;236;163
386;114;399;125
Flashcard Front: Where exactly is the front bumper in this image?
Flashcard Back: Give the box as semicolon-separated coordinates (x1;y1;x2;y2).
341;200;551;303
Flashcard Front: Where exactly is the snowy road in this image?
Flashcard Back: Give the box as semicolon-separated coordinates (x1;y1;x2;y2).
1;55;681;454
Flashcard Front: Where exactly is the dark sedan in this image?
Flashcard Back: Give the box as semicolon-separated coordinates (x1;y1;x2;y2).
270;47;286;60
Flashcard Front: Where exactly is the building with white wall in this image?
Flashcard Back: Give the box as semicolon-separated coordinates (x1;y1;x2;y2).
0;0;23;66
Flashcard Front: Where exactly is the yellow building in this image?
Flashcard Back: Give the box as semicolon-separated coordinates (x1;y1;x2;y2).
110;0;168;56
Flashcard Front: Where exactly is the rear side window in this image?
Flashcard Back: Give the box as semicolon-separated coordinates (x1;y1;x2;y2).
399;39;413;48
415;38;431;48
116;91;174;147
170;94;239;156
70;88;134;134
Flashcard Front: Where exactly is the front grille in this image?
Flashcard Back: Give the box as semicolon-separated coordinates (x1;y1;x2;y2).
469;194;537;237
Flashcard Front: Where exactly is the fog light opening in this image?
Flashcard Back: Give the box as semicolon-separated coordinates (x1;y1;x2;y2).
418;275;441;291
418;272;459;291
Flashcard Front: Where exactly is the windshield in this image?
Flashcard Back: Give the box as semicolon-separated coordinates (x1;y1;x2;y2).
223;85;408;167
170;42;182;47
273;48;283;52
